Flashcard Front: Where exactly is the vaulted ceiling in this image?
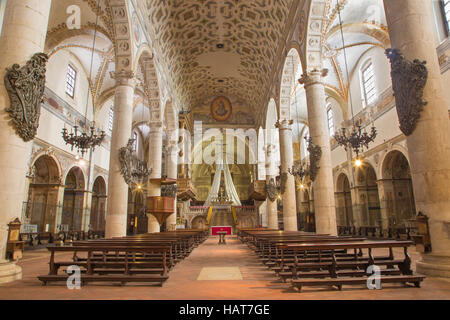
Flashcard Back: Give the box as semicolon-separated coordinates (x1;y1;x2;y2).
141;0;295;112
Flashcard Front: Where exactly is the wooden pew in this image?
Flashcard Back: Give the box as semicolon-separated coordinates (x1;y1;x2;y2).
38;245;171;286
37;229;206;287
276;240;425;291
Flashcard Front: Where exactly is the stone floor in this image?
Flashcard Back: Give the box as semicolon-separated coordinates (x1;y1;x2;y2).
0;236;449;300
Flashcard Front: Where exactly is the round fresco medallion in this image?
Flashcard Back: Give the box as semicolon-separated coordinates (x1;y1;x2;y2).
211;96;232;121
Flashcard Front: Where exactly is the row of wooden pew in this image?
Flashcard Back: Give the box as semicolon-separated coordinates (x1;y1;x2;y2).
38;229;208;287
237;228;425;292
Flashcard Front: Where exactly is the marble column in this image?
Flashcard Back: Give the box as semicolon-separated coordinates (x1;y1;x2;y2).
265;144;279;230
0;0;51;283
165;141;178;231
300;69;337;236
147;122;163;233
275;121;297;231
384;0;450;277
105;72;135;238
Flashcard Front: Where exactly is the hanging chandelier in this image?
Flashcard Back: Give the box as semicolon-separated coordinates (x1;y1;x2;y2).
62;125;105;157
289;162;308;181
61;0;105;157
332;0;377;160
289;137;322;184
334;122;377;158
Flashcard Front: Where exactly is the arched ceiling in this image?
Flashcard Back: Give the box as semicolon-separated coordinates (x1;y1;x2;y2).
140;0;295;113
320;0;389;100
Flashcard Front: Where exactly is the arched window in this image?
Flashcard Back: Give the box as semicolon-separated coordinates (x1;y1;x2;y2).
108;107;114;132
303;129;310;158
442;0;450;34
327;106;334;136
133;132;138;152
65;65;77;98
0;0;6;36
361;60;376;107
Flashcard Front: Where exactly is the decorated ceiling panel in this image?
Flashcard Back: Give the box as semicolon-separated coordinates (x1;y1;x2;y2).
141;0;294;112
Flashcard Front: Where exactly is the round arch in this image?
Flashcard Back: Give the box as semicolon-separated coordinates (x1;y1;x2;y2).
354;162;381;227
29;152;63;183
378;145;410;179
279;48;302;120
335;172;354;228
380;149;416;227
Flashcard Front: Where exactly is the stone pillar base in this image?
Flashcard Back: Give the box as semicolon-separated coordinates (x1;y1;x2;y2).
0;260;22;284
416;253;450;278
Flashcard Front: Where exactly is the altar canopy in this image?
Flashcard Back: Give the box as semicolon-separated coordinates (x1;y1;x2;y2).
204;151;241;207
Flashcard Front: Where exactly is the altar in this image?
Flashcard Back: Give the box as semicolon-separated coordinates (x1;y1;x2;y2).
211;226;232;235
204;146;242;235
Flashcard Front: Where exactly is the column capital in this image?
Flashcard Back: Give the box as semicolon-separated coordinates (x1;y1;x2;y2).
111;70;135;88
275;119;293;130
299;68;328;88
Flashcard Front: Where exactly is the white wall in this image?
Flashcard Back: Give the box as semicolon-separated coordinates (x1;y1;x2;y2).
36;49;110;171
46;50;94;121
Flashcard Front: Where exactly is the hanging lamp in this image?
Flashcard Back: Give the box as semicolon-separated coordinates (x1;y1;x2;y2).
332;0;377;162
62;0;105;156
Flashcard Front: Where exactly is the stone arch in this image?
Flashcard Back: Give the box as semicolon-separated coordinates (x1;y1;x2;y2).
265;98;278;139
279;48;302;120
133;43;153;74
381;150;411;180
25;155;63;233
378;144;410;179
45;28;113;56
62;166;86;231
163;99;178;138
334;167;351;190
64;166;86;190
287;41;306;73
335;172;354;227
90;176;107;232
354;162;381;227
29;152;63;183
63;165;86;187
380;150;416;227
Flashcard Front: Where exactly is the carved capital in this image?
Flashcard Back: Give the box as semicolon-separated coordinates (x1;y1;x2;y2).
299;68;328;88
275;119;293;130
111;70;135;87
